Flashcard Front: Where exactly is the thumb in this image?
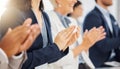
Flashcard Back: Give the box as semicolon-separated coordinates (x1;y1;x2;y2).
6;28;12;34
23;18;32;26
84;29;88;36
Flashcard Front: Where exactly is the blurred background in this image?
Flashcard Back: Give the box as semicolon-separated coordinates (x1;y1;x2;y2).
0;0;120;25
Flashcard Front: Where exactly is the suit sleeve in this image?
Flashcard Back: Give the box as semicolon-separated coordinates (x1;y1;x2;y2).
22;43;68;69
83;13;120;53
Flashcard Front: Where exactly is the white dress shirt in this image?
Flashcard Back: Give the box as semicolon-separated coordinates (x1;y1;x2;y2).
0;48;27;69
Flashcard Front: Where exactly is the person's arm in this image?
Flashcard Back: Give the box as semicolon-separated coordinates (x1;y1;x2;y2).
22;43;68;69
1;10;60;68
8;52;27;69
0;18;40;69
0;9;79;69
22;26;78;69
83;13;120;53
0;48;9;69
0;48;27;69
42;26;105;68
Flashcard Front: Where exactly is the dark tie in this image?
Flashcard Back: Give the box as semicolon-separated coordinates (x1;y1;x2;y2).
109;14;118;37
109;14;118;60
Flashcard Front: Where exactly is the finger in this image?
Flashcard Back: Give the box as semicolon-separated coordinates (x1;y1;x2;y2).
11;25;27;33
97;26;105;32
72;26;78;33
23;18;32;26
97;26;103;29
19;34;33;52
77;27;81;33
97;32;106;41
12;26;31;43
89;27;96;33
30;24;41;39
6;28;12;34
66;28;79;46
19;24;40;52
76;27;80;38
83;29;88;37
20;26;41;52
62;26;75;37
60;27;76;51
65;26;77;38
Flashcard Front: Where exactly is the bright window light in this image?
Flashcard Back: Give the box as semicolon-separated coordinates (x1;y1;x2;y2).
0;0;9;17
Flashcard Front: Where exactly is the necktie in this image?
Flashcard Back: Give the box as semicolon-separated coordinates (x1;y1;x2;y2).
109;14;118;37
109;13;117;60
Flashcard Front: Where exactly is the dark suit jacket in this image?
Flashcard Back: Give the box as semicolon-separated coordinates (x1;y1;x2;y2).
0;7;68;69
83;7;120;67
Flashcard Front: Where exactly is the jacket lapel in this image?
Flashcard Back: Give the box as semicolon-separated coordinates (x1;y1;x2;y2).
95;7;114;37
42;11;53;44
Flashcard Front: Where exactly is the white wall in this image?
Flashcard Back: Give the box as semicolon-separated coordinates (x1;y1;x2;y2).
0;0;8;18
0;0;118;22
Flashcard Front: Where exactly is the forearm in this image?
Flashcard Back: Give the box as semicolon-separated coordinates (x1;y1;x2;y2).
95;37;120;53
72;44;86;58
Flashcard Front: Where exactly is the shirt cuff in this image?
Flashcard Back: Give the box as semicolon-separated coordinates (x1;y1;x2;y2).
12;51;24;59
0;48;8;63
52;50;78;66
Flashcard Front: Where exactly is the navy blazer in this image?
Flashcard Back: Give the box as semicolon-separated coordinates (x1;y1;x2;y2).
0;8;68;69
83;7;120;67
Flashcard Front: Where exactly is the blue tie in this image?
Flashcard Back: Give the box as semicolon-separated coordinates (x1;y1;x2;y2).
109;14;119;37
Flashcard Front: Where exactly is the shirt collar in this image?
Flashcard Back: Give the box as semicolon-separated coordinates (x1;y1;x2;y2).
55;11;71;24
96;4;110;16
55;11;68;19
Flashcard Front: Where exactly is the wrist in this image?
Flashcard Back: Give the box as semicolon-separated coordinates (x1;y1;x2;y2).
54;42;62;51
80;43;89;51
0;48;10;58
15;52;22;56
12;51;24;59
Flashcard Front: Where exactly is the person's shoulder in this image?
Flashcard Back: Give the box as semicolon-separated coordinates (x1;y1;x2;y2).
86;7;101;18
